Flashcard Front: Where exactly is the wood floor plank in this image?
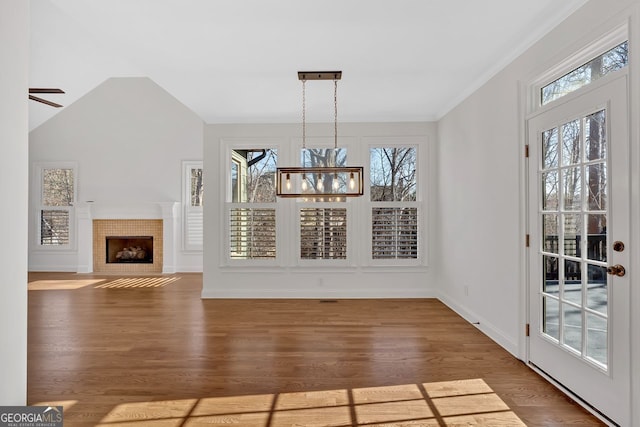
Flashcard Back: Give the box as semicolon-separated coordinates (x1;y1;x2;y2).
27;272;604;426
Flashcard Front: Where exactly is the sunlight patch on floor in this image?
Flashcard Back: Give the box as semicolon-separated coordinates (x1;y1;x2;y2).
30;400;78;412
92;379;525;426
99;399;197;424
94;276;180;289
28;279;104;290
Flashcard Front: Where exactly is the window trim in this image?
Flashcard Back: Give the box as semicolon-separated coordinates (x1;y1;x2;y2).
33;161;78;250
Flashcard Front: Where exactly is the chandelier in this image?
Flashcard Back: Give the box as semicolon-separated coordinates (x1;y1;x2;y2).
275;71;363;198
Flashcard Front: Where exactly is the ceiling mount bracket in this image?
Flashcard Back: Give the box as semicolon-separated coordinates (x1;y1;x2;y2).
28;88;65;108
298;71;342;81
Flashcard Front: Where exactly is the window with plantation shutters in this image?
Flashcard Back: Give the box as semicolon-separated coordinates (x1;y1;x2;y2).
300;207;347;259
370;146;420;262
226;148;278;261
35;163;76;247
183;161;203;251
222;138;425;267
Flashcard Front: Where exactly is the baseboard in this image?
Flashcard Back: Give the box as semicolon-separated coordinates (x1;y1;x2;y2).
437;291;519;358
201;288;439;299
28;265;203;274
174;265;203;273
28;265;79;272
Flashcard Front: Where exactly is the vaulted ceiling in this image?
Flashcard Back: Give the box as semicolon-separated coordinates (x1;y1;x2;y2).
29;0;587;130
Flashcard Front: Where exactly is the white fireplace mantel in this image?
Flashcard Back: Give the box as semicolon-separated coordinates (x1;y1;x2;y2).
76;202;179;274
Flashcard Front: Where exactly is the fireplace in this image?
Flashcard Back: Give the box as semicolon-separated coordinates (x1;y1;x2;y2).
76;202;178;274
92;219;164;273
106;236;153;264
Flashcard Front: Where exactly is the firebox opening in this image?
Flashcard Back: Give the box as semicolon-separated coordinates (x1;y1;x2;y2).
106;236;153;264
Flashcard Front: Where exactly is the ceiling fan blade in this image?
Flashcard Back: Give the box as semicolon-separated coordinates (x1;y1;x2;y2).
29;88;65;94
29;95;63;108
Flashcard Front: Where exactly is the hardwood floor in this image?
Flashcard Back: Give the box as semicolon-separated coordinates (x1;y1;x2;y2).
27;272;603;426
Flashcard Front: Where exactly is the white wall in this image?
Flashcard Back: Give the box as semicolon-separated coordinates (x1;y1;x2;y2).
203;122;438;298
0;0;29;405
29;77;204;272
436;78;522;354
437;0;640;422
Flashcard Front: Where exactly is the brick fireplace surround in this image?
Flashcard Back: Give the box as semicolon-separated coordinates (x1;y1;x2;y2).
76;202;178;274
93;219;163;273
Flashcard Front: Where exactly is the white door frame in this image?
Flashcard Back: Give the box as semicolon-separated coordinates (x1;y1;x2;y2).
518;11;640;427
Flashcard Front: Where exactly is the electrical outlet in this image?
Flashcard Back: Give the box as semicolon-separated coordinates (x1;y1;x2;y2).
464;285;469;297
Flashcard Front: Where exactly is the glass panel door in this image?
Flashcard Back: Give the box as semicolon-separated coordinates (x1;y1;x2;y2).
528;75;630;425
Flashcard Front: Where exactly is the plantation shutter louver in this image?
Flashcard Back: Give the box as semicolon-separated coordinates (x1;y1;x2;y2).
372;207;417;259
185;210;203;247
40;210;70;245
230;207;276;259
300;207;347;259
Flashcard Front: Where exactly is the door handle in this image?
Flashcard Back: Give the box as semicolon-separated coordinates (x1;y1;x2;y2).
607;264;626;277
613;241;625;252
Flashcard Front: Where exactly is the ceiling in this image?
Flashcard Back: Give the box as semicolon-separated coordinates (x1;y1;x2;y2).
29;0;588;130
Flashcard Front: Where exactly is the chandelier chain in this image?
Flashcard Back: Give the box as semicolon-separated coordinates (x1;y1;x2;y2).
334;79;338;150
302;79;306;150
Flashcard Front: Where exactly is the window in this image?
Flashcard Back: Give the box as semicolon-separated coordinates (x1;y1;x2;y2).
302;148;346;168
370;147;419;260
541;41;628;105
36;163;76;247
222;136;426;268
191;168;204;207
183;161;203;251
227;148;277;260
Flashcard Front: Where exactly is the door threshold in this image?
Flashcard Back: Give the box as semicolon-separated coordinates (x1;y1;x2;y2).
528;362;619;427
